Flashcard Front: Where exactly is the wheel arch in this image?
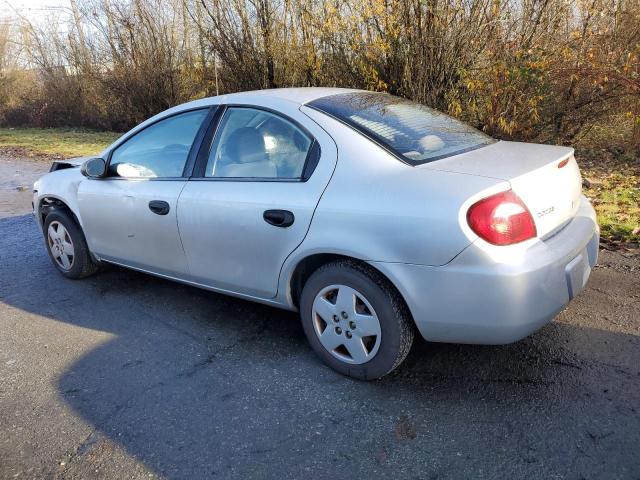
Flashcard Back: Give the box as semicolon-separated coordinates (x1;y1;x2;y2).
37;196;81;231
287;252;416;328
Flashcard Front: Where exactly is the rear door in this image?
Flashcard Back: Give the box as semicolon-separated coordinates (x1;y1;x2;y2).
177;102;337;298
78;108;212;276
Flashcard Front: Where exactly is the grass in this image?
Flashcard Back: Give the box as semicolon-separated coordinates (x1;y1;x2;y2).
575;114;640;248
0;127;637;247
581;160;640;248
0;127;120;158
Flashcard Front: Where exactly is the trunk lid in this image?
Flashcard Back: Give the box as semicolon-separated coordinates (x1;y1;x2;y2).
420;140;582;238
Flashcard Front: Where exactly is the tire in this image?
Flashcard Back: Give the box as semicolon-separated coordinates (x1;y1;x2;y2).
43;209;99;279
299;260;414;380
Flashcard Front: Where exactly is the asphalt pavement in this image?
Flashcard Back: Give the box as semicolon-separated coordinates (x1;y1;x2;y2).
1;156;639;479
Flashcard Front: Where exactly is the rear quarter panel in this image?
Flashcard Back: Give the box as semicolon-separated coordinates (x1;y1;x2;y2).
284;107;506;268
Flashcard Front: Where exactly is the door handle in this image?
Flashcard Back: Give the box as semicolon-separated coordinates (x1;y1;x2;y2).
263;209;295;228
149;200;170;215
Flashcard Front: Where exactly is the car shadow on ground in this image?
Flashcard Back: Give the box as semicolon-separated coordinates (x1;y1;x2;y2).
2;214;638;479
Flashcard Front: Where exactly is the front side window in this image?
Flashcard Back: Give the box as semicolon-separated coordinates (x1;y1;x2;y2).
109;109;209;178
205;107;312;179
308;92;495;165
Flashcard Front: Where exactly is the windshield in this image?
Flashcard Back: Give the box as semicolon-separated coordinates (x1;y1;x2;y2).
308;92;495;165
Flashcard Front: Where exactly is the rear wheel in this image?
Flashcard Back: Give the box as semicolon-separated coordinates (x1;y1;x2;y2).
299;260;414;380
43;210;99;279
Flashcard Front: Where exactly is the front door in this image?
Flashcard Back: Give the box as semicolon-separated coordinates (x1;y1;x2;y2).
78;108;210;276
177;104;337;298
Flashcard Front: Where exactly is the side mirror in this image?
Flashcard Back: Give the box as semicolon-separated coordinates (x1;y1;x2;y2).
81;157;107;178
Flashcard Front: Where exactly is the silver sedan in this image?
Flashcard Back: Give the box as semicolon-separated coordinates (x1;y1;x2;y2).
33;88;599;379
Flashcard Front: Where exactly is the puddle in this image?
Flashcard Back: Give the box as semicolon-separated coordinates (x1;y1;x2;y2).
0;155;50;218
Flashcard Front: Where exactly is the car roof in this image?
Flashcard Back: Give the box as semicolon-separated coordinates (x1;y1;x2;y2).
216;87;362;106
172;87;362;113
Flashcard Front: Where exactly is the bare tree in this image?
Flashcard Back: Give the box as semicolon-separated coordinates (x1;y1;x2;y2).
0;0;637;148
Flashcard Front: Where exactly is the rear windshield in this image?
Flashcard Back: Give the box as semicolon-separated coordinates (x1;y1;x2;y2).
308;92;495;165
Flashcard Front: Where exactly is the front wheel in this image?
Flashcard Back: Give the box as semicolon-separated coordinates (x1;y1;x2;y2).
299;260;414;380
43;210;99;279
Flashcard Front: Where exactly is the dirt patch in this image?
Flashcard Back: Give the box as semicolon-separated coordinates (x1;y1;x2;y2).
0;146;67;162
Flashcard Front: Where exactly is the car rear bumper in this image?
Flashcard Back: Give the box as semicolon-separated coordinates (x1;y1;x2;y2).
371;195;599;344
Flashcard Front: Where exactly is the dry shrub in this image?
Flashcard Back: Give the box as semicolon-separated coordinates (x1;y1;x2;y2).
0;0;637;151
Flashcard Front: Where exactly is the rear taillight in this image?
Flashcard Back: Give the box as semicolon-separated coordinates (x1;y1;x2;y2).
467;190;537;245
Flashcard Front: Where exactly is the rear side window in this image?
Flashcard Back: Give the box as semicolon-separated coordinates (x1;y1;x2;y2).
308;92;495;165
205;107;312;179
